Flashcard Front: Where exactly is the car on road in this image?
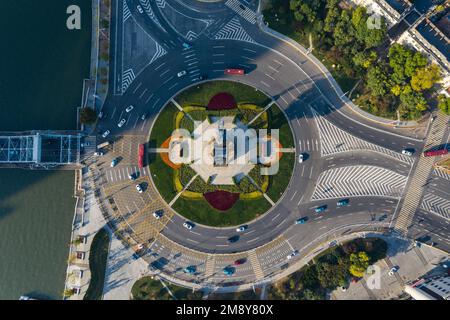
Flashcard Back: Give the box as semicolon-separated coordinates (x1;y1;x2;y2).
177;70;187;77
337;199;350;207
110;158;118;167
388;266;399;276
224;68;245;75
94;151;104;156
198;75;207;81
125;105;134;113
98;111;104;119
81;142;90;148
153;210;164;219
239;4;246;10
314;205;327;214
183;266;196;274
128;173;137;181
141;113;147;120
183;221;195;230
401;149;414;156
118;119;126;127
137;5;143;13
227;235;240;243
135;184;143;193
295;217;308;224
234;258;247;266
223;266;235;276
182;42;192;49
236;225;248;232
102;130;110;138
340;286;347;292
298;153;304;163
287;250;299;260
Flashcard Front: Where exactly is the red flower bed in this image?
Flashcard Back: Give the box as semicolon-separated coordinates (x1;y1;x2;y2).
207;92;237;110
204;191;239;211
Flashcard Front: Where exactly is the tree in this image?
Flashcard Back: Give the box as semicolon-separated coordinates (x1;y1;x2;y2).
79;107;97;125
366;65;389;96
410;64;441;92
438;95;450;115
349;251;370;278
399;85;427;113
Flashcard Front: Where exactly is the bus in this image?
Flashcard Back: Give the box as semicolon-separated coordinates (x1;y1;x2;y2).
423;148;448;157
138;144;145;168
224;68;245;75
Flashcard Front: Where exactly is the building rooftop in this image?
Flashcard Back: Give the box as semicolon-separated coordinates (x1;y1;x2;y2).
416;18;450;63
414;0;445;14
384;0;410;15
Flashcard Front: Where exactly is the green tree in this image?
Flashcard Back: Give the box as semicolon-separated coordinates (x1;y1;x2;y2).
79;107;97;125
349;251;370;278
410;64;441;91
366;65;389;96
400;85;427;113
438;95;450;115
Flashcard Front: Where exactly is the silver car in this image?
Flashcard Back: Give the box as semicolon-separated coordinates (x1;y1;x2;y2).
102;130;110;138
125;105;134;113
118;119;126;127
177;70;187;77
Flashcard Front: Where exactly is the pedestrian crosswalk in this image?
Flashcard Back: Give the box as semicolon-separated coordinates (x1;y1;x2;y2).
421;193;450;220
104;165;150;183
433;168;450;181
123;0;131;22
311;108;413;164
225;0;257;24
311;165;407;200
214;16;256;43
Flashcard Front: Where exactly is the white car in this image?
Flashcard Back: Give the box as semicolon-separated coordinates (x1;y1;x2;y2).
137;5;143;13
102;130;110;138
287;250;299;260
388;266;399;276
94;151;104;156
401;149;413;156
183;222;193;230
125;105;134;113
135;184;143;193
298;154;304;163
118;119;126;127
177;70;187;77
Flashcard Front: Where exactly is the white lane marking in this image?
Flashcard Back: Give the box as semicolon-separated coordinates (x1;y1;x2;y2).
155;62;166;71
132;82;142;94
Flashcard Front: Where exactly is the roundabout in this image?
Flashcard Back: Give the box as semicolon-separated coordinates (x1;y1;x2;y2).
89;0;432;291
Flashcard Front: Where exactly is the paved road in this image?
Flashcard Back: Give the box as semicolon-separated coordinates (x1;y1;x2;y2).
91;0;449;287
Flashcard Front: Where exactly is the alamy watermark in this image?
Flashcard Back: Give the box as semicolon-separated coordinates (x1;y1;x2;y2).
66;5;81;30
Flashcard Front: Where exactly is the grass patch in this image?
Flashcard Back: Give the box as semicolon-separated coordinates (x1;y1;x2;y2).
131;276;203;300
84;228;110;300
267;105;295;148
149;154;177;203
172;196;272;227
266;153;295;202
149;102;178;148
175;81;271;108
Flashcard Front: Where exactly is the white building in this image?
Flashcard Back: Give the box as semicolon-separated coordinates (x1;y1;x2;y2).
405;274;450;300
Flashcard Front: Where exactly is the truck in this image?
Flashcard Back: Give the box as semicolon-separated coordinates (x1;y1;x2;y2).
423;148;448;157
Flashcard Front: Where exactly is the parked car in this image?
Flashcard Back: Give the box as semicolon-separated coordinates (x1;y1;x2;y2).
314;205;327;214
125;105;134;113
177;70;187;77
183;266;196;274
183;221;194;230
227;235;240;243
388;266;399;276
236;225;248;232
102;130;110;138
110;158;118;167
153;210;164;219
118;119;126;127
287;250;299;260
295;217;308;225
337;199;350;207
135;184;143;193
223;266;235;276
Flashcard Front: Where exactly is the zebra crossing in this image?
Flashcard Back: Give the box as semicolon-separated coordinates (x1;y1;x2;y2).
311;108;413;164
311;165;407;200
104;165;150;183
421;193;450;220
225;0;257;24
433;168;450;181
214;16;255;43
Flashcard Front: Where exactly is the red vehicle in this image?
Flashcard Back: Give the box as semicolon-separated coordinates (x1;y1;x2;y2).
138;144;145;168
224;68;245;75
423;149;448;157
234;258;247;266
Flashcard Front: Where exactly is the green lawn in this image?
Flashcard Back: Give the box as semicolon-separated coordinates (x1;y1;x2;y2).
172;196;272;227
266;153;295;202
267;104;295;148
149;155;177;204
131;276;203;300
83;228;110;300
175;80;271;108
149;102;178;148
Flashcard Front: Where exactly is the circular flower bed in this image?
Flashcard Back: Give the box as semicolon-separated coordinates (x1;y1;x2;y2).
204;191;240;211
207;92;237;110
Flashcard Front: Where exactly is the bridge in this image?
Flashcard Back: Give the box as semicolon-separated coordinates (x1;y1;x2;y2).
0;131;83;169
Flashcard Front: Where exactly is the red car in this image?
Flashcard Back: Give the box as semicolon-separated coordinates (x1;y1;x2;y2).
224;68;245;75
234;258;247;266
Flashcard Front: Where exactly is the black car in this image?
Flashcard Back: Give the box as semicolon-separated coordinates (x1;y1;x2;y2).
227;235;240;243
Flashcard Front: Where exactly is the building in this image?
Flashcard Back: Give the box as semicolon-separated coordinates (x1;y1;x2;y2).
405;274;450;300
